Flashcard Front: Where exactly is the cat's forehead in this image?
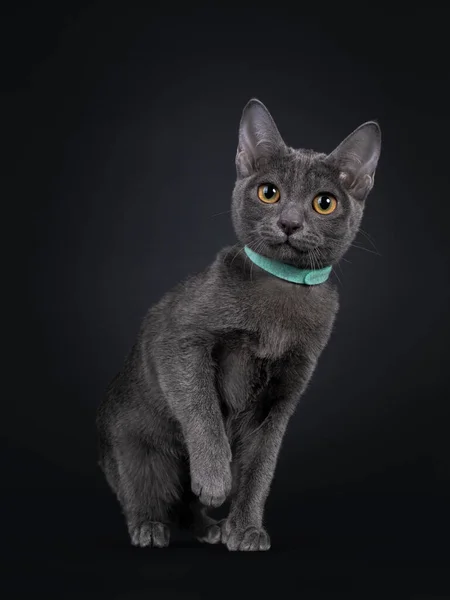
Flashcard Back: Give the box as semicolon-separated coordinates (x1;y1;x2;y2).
266;147;338;184
288;147;330;170
291;147;326;164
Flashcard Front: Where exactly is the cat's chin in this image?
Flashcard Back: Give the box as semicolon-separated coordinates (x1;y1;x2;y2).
278;248;315;269
253;240;323;270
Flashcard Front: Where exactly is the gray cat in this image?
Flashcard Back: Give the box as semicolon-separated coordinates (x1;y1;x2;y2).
96;99;381;551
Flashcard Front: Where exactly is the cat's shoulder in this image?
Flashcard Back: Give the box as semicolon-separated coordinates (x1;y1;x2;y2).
212;245;245;274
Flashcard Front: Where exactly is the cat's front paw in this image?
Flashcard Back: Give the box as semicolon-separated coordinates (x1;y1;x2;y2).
191;463;232;508
129;521;170;548
221;519;271;551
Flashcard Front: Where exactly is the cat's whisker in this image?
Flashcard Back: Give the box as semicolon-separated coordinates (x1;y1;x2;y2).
308;249;315;273
230;233;265;275
306;250;315;296
229;234;261;268
245;235;265;273
251;238;269;282
314;247;321;271
332;261;343;287
358;227;379;253
229;244;246;268
317;246;343;286
314;248;319;268
314;247;322;271
208;209;233;218
311;248;317;272
349;243;382;257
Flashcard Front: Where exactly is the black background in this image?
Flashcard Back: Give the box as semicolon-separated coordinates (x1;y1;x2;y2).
5;4;450;598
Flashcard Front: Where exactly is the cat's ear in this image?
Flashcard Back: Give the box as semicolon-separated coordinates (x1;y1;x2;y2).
236;99;286;178
328;121;381;200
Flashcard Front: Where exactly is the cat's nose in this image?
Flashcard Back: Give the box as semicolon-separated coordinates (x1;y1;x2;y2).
277;218;301;236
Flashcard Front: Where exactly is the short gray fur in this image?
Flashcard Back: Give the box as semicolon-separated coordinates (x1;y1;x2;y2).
97;99;381;551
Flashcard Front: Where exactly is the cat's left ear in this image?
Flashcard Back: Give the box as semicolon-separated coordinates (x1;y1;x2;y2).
327;121;381;201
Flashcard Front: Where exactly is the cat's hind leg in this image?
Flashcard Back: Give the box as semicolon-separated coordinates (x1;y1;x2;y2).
177;487;223;544
106;434;183;548
190;501;223;544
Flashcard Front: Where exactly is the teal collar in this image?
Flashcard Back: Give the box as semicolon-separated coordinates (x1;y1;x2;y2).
244;245;332;285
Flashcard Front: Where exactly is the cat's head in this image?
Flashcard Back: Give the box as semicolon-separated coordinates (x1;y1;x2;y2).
231;99;381;269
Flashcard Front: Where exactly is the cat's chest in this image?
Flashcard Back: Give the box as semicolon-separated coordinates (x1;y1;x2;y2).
247;283;335;359
214;339;270;412
212;278;337;411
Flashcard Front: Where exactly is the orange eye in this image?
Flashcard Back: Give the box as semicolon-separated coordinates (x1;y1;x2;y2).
312;193;337;215
257;183;280;204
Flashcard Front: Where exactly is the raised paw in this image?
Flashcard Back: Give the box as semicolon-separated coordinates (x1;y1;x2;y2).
129;521;170;548
222;522;271;552
191;469;232;508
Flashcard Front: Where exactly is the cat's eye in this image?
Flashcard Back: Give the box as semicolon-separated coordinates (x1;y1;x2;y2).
312;193;337;215
258;183;280;204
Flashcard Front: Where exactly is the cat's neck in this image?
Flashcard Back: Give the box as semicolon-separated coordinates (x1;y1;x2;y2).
243;246;332;286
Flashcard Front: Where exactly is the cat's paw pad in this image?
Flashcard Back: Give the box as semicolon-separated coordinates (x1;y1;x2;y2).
222;524;271;552
129;521;170;548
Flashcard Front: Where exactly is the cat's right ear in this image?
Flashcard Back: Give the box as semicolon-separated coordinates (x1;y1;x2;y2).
236;99;285;178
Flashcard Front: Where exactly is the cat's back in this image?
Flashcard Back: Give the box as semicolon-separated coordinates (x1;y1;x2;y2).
139;247;253;338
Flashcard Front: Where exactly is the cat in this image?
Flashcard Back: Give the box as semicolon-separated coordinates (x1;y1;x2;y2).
96;99;381;551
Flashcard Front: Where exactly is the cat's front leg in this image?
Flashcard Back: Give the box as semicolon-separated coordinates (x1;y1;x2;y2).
221;415;287;551
222;354;316;550
189;435;232;508
158;336;232;507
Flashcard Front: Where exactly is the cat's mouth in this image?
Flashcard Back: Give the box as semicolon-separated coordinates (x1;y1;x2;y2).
286;240;306;251
285;239;317;254
263;234;320;257
266;239;314;254
261;238;326;269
